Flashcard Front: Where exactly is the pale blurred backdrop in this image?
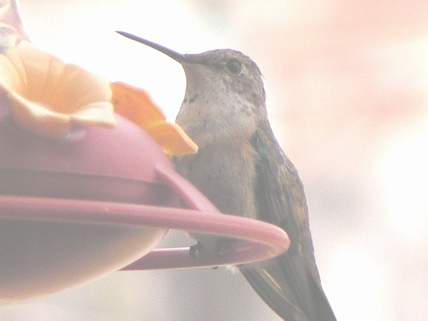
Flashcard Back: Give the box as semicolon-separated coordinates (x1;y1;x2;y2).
1;0;427;320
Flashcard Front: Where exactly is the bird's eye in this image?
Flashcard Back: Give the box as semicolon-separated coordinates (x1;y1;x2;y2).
226;59;242;74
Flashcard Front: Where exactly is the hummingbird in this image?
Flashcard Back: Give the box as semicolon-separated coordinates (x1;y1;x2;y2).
117;31;336;321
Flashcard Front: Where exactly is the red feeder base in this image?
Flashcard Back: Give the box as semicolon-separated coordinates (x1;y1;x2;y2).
0;114;289;302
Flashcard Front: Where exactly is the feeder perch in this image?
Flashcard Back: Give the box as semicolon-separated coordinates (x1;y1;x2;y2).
0;0;289;303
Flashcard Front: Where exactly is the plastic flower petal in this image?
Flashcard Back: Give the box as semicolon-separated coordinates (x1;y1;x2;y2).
0;41;116;138
112;82;198;156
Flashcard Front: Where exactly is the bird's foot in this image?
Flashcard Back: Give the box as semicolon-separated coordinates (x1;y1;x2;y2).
189;242;203;260
190;239;235;259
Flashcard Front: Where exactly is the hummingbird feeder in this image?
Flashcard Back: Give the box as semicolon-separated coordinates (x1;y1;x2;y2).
0;0;289;303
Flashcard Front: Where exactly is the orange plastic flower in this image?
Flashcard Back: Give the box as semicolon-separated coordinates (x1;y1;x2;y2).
0;41;116;138
112;82;198;156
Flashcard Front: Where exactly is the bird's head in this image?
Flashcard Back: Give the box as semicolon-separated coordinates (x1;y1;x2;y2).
117;31;266;147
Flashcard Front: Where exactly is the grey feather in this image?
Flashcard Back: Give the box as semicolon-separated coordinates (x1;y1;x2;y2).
240;120;336;321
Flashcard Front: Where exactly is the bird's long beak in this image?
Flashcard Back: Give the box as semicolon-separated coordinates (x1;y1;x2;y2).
116;31;188;64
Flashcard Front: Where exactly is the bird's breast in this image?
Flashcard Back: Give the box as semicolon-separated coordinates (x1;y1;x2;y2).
175;142;258;218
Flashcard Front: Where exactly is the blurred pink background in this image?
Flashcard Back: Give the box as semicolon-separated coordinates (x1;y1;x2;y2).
1;1;427;320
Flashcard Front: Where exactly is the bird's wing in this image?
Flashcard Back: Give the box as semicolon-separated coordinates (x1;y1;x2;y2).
241;121;336;321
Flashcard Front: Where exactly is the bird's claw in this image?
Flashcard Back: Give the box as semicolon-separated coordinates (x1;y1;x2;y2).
189;239;235;267
189;242;202;260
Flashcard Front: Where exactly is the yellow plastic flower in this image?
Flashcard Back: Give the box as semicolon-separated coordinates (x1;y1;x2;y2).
0;41;116;138
112;82;198;156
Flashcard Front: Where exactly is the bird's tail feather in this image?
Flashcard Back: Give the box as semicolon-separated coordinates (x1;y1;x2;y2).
241;255;336;321
242;268;308;321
